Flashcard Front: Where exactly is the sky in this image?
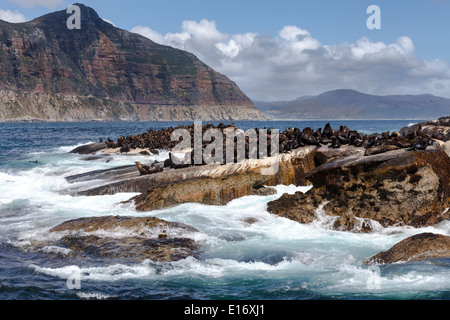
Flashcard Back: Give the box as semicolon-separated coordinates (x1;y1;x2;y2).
0;0;450;101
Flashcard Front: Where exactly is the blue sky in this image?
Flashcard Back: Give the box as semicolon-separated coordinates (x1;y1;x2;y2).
1;0;450;100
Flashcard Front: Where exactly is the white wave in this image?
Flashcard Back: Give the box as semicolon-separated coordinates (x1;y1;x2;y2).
31;262;157;282
39;245;72;256
6;145;450;297
325;262;450;294
30;255;307;282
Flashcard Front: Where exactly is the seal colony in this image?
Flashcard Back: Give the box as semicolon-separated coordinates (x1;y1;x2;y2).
98;118;449;175
104;122;437;156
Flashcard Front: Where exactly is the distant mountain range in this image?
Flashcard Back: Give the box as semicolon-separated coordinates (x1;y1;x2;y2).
0;4;268;122
255;89;450;120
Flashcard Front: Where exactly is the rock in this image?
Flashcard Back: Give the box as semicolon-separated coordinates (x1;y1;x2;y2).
364;144;399;156
68;142;108;155
46;216;199;262
364;233;450;264
65;146;317;212
49;215;198;234
443;141;450;157
57;235;198;262
315;145;365;166
132;172;277;211
267;147;450;232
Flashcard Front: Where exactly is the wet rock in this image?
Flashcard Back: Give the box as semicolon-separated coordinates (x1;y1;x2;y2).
49;215;198;234
47;216;199;262
267;147;450;231
57;235;198;262
132;172;277;211
81;155;113;162
364;233;450;264
69;142;108;155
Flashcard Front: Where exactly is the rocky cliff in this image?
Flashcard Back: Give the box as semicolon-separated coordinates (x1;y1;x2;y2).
0;4;267;121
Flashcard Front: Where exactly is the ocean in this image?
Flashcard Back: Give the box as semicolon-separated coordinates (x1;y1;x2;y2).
0;120;449;301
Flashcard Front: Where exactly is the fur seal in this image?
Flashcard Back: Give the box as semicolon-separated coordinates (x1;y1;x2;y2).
329;137;341;149
135;161;163;176
364;145;399;156
409;140;428;151
323;123;333;138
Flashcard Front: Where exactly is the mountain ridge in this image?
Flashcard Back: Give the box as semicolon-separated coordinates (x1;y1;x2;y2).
0;4;268;121
255;89;450;120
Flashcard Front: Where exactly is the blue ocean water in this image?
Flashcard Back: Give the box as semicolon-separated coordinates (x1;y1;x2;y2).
0;120;449;300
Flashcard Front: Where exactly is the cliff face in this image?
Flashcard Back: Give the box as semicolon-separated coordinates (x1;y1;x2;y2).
0;4;267;121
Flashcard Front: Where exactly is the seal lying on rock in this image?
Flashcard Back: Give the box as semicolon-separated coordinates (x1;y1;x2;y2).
408;140;428;151
135;161;163;176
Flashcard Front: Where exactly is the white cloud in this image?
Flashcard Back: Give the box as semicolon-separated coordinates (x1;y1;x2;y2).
131;26;165;44
102;18;116;27
0;9;26;22
131;19;450;101
6;0;63;9
182;19;224;40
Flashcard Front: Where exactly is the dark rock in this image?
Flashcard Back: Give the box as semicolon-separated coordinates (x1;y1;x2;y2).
68;142;108;155
47;216;199;262
81;155;113;162
267;147;450;231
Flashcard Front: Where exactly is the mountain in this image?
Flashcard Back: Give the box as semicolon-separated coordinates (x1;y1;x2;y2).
0;4;268;121
255;89;450;120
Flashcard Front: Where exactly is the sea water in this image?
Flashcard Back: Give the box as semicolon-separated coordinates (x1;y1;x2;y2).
0;120;449;300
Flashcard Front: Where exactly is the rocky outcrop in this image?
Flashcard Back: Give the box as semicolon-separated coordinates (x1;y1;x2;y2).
65;146;317;211
35;216;199;262
132;172;277;211
66;119;450;220
267;147;450;232
0;4;267;121
365;233;450;264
